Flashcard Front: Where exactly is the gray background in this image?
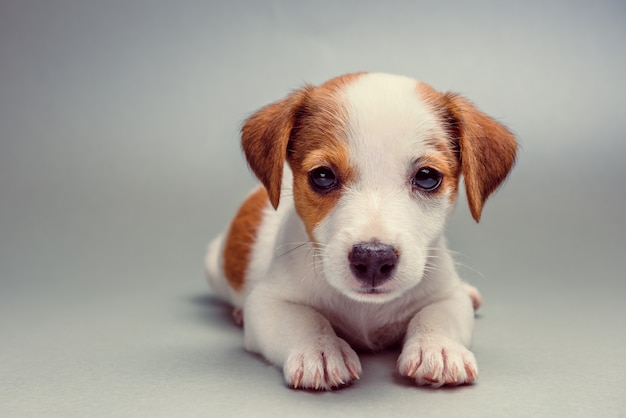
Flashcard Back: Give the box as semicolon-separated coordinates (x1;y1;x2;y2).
1;0;625;416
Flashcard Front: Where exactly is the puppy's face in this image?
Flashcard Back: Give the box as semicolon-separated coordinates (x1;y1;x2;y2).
242;73;516;303
288;75;459;302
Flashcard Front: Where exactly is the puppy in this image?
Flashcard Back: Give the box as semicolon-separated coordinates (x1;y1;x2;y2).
205;72;516;390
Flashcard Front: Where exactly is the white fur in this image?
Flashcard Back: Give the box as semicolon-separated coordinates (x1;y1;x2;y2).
316;74;456;303
206;73;482;390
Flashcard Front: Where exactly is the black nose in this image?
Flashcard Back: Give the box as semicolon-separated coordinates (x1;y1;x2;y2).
348;240;398;287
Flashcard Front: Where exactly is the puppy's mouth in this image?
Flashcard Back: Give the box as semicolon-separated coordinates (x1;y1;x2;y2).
356;286;392;295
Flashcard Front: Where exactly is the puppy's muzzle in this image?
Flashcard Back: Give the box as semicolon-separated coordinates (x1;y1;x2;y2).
348;240;398;288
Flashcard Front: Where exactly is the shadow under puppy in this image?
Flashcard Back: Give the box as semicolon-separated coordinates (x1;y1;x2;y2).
205;72;517;390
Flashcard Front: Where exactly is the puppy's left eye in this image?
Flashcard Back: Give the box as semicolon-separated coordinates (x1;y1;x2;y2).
309;166;338;192
412;167;442;191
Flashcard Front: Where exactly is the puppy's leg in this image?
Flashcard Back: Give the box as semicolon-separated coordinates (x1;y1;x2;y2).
243;289;362;390
397;288;477;387
462;281;483;311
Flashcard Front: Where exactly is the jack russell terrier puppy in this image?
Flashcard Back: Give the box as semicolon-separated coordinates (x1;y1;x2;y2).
205;72;517;390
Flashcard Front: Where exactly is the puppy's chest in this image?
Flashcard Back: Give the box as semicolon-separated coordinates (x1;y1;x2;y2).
322;305;415;351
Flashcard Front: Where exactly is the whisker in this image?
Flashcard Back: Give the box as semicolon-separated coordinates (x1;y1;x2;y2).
276;242;313;257
275;241;311;250
454;261;486;281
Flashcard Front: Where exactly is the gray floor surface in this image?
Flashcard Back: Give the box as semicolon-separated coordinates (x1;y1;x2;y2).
2;1;625;416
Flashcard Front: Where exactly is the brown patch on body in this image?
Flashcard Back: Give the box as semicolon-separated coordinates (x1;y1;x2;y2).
222;187;269;292
416;82;517;221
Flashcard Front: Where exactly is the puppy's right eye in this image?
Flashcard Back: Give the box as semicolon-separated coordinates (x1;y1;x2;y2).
309;166;338;192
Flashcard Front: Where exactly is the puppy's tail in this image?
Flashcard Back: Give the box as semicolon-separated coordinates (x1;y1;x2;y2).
204;234;232;303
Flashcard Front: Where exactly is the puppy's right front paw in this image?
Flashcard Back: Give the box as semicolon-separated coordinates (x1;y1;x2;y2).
283;336;361;390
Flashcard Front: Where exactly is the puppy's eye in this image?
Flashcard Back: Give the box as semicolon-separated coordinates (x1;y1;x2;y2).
412;167;442;191
309;166;338;192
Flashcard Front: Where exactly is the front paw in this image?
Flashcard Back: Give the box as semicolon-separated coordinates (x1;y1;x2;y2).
283;336;362;390
397;335;478;387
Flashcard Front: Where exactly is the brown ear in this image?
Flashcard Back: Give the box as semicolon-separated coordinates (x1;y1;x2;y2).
241;88;310;209
443;93;517;222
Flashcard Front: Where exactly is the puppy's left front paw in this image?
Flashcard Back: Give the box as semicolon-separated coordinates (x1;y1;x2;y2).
397;335;477;387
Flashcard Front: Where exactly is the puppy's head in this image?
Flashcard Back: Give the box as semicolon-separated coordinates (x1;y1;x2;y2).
241;73;517;303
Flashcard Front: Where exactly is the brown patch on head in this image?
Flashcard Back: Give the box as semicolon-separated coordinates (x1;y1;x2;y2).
412;83;463;203
417;82;517;222
222;187;269;292
241;73;365;212
414;153;461;202
286;73;363;240
290;143;354;241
